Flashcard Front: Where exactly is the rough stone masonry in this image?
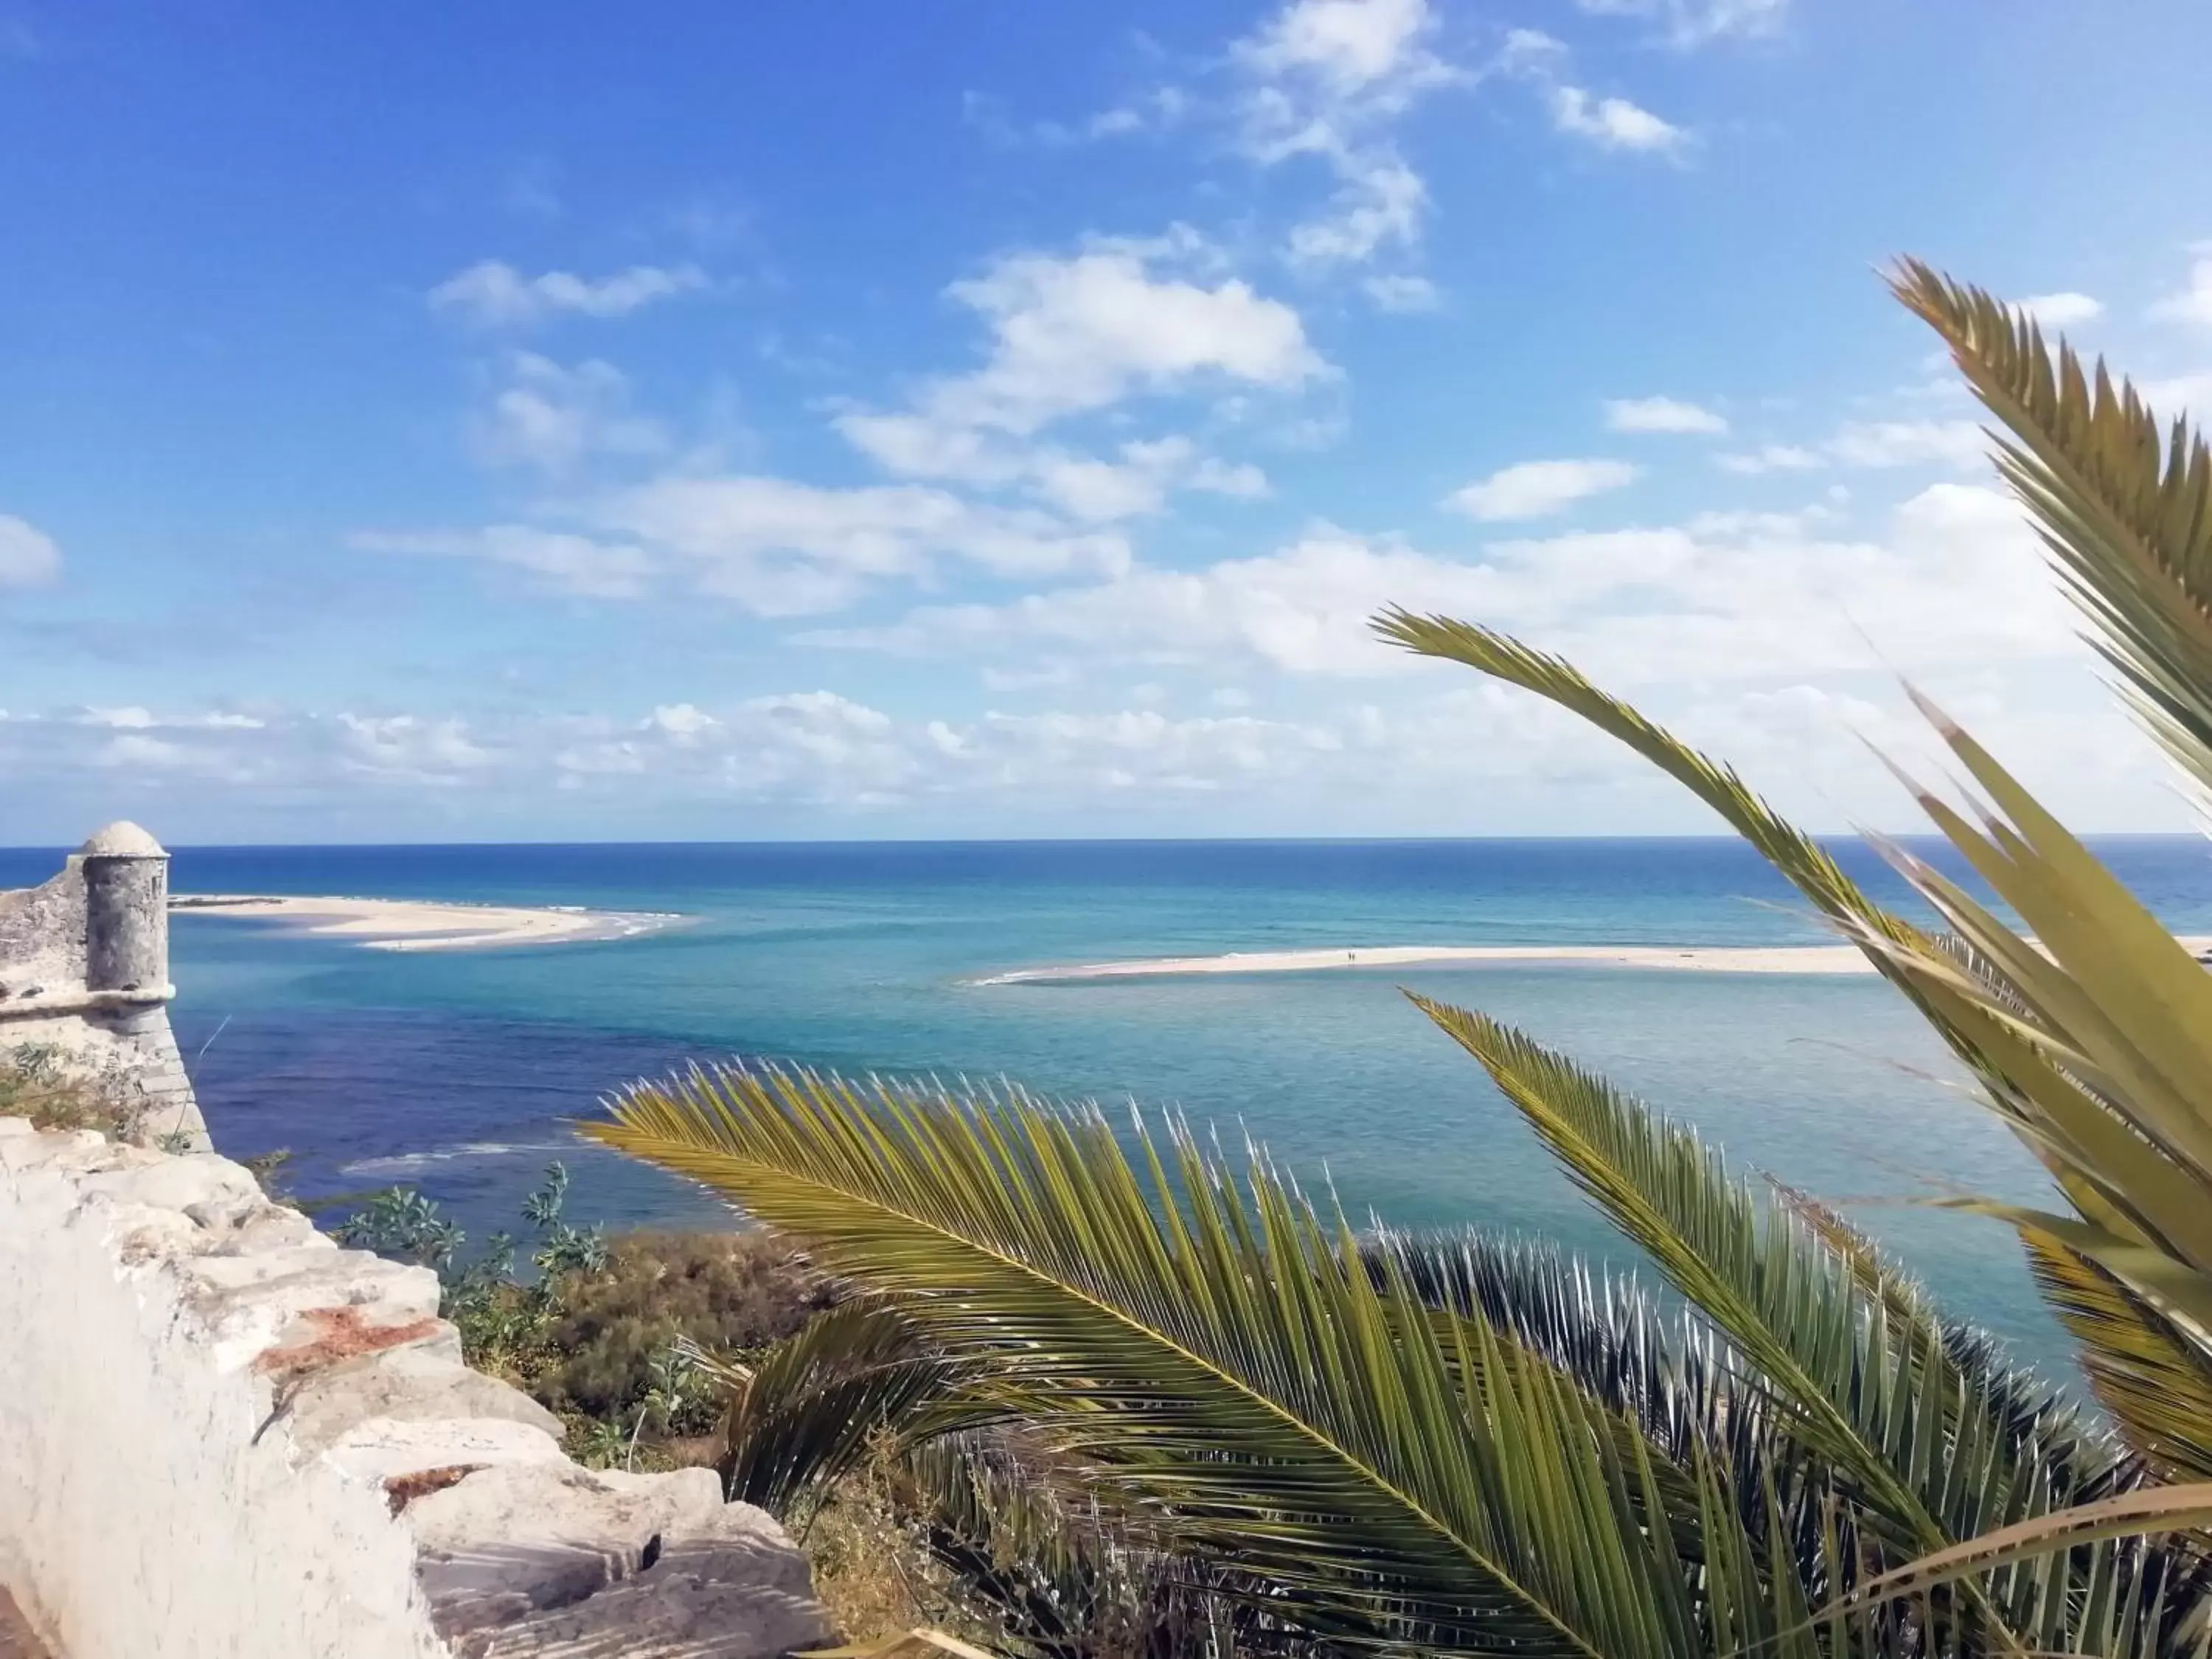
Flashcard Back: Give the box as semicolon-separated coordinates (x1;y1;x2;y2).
0;827;831;1658
0;822;206;1150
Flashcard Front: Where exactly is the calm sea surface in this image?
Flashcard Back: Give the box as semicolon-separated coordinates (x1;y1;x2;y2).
8;836;2210;1380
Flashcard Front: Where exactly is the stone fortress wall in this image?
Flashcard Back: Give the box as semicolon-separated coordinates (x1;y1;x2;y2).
0;824;206;1150
0;827;827;1659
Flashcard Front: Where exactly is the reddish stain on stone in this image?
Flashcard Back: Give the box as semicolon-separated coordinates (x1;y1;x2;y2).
383;1464;485;1516
254;1305;441;1381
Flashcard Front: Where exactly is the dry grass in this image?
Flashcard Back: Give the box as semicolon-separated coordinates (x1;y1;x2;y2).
797;1463;1000;1651
0;1043;143;1139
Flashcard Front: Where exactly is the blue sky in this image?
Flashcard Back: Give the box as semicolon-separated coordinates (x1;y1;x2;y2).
6;0;2212;844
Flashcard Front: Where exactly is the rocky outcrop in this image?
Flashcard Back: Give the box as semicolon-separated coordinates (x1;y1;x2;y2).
0;1119;829;1659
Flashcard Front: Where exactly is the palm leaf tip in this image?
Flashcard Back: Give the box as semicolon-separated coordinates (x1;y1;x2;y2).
1889;255;2212;803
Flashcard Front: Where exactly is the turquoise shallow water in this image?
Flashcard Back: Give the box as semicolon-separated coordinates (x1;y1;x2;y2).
9;835;2209;1381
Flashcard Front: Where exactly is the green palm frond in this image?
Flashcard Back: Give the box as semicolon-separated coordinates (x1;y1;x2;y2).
1888;259;2212;799
1830;702;2212;1475
1370;608;1921;953
2023;1234;2212;1484
1369;607;2212;1477
701;1300;995;1514
1408;994;2138;1652
584;1061;1801;1657
1368;609;2132;1239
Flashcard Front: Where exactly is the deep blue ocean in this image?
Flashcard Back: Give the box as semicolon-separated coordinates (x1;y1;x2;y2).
9;835;2211;1380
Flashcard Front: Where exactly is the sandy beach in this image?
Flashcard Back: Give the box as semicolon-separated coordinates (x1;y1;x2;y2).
976;936;2212;984
170;894;684;953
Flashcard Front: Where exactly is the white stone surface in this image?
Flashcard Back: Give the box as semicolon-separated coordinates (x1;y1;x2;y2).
0;1120;828;1659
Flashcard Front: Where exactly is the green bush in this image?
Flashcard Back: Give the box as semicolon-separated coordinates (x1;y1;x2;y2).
534;1228;834;1425
333;1163;835;1458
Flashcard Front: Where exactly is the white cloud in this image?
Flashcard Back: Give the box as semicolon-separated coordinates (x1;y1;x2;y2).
830;235;1320;487
1237;0;1445;98
827;237;1307;524
925;237;1323;434
470;354;667;473
2139;371;2212;420
0;514;61;586
2019;291;2103;328
1233;0;1461;271
428;260;706;328
822;486;2074;695
1604;395;1726;434
338;714;492;782
591;475;1131;614
647;703;719;741
1026;438;1270;523
1716;443;1823;474
75;706;265;731
1445;459;1640;521
1825;419;1987;470
2150;254;2212;330
1548;86;1688;152
1287;152;1427;267
1716;419;1986;474
1573;0;1790;48
352;526;658;599
968;86;1189;148
1363;274;1440;312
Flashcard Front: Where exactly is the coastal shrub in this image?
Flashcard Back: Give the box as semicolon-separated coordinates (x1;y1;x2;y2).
334;1162;830;1460
535;1228;832;1425
588;263;2212;1653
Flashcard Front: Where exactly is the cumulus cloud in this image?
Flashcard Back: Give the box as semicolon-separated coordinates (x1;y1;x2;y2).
1237;0;1444;94
1028;438;1269;523
926;236;1322;434
1823;420;1989;470
1363;274;1441;312
353;526;659;599
1232;0;1463;272
1717;419;1987;474
2150;254;2212;331
818;486;2074;693
1714;443;1823;475
1285;153;1427;267
2019;291;2103;328
829;234;1310;521
1445;459;1640;521
428;260;706;328
364;396;1148;609
0;514;61;586
1572;0;1790;48
1548;86;1688;152
1604;395;1727;434
78;706;264;731
468;355;667;474
588;474;1131;614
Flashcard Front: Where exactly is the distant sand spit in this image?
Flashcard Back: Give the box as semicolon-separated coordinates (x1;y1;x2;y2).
975;936;2212;984
171;894;684;953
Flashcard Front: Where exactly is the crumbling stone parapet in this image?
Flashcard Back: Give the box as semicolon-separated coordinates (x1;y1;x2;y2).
0;823;206;1150
0;1119;830;1659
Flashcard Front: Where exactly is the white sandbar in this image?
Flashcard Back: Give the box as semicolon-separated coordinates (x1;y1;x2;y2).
973;936;2212;984
170;894;684;953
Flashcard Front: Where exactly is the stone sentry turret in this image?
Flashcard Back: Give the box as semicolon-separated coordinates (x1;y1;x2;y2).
0;822;206;1149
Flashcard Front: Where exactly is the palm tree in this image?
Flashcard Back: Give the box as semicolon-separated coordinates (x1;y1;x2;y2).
1374;262;2212;1554
582;265;2212;1653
